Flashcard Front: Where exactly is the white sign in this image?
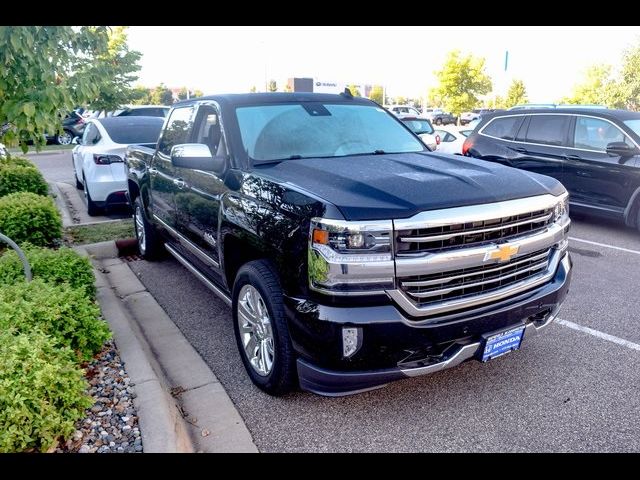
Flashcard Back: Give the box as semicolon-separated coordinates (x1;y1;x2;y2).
313;79;347;94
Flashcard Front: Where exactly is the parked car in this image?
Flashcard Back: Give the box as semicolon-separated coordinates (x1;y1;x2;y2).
45;110;86;145
386;104;422;118
72;116;164;215
507;104;557;111
463;108;640;230
461;109;499;125
431;110;457;126
113;105;170;118
434;126;465;155
126;93;571;396
400;116;439;150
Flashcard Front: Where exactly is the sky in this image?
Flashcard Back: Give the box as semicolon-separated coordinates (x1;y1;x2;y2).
126;26;640;103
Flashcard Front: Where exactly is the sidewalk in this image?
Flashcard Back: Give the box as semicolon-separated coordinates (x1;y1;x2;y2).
78;241;258;453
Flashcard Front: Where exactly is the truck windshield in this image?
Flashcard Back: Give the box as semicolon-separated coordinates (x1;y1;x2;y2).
236;103;425;162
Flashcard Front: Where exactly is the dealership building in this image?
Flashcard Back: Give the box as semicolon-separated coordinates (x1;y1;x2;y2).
287;78;372;97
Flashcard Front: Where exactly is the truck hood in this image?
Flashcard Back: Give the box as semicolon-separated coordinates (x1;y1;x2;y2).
254;152;565;221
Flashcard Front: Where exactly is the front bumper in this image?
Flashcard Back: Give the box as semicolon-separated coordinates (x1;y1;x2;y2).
290;252;572;396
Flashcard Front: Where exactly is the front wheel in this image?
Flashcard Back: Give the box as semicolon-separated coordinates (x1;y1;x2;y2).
133;197;163;259
232;260;297;395
435;118;443;125
56;130;73;145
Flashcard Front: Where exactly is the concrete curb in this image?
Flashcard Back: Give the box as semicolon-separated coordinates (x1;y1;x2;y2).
49;181;74;228
80;241;258;453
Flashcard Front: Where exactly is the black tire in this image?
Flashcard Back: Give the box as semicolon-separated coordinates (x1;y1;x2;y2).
435;118;443;125
83;173;102;216
232;260;296;396
133;196;164;259
73;156;83;189
56;130;73;145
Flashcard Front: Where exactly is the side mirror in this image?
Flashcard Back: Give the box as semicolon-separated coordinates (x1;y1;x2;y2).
606;141;637;158
170;143;226;173
72;136;80;144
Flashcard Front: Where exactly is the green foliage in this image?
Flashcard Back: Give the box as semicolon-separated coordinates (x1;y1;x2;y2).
430;50;493;117
150;83;174;105
504;79;528;108
487;95;506;109
0;279;110;361
0;155;34;168
0;26;139;153
561;65;616;106
88;27;142;112
0;329;91;452
131;85;152;105
368;85;384;104
249;86;257;93
0;245;96;298
347;84;361;97
0;161;48;197
63;220;135;246
267;80;278;92
395;96;407;105
0;192;62;247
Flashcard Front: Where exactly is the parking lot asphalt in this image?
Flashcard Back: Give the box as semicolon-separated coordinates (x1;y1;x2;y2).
31;149;640;451
126;217;640;452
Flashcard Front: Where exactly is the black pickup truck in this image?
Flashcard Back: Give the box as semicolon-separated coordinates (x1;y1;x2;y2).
125;92;572;396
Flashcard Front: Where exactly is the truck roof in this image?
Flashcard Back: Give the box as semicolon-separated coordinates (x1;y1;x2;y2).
173;92;374;107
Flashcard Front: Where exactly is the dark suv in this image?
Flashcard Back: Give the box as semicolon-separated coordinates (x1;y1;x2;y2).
463;108;640;230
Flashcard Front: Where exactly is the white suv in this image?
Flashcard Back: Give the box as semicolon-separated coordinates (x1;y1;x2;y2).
386;105;422;118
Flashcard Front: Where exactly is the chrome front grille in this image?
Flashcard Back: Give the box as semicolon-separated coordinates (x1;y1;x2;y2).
399;248;551;307
396;208;554;255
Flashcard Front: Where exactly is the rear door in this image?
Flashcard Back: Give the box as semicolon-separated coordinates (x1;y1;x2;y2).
149;105;195;231
174;103;228;277
509;114;571;183
564;114;640;212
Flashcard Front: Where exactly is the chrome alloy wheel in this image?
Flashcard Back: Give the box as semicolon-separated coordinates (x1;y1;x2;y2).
134;205;146;253
237;284;274;376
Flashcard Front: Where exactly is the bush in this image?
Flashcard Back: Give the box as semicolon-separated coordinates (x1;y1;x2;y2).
0;192;62;247
0;163;48;197
0;279;111;361
0;155;34;168
0;245;96;298
0;329;91;452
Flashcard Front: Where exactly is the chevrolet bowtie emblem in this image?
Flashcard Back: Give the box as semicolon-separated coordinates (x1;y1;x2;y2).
485;244;519;262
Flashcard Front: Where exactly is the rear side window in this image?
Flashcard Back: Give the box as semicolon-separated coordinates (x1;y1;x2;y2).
481;116;523;140
525;115;570;146
158;107;194;156
102;120;164;145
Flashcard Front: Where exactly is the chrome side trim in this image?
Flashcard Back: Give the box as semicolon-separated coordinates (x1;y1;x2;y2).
400;250;550;287
153;214;220;268
165;243;231;306
400;307;559;378
394;220;568;278
388;250;567;317
399;212;552;243
393;193;566;232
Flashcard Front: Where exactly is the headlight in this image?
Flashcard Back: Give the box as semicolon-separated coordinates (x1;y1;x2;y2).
308;218;394;295
553;194;570;223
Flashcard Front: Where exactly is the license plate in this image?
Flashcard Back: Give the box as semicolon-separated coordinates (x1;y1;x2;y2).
481;325;525;362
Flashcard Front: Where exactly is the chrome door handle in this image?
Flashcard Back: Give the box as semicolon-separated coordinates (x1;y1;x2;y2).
173;178;186;189
148;167;158;176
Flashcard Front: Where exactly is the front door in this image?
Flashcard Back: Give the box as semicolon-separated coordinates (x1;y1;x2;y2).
564;115;640;213
149;105;194;231
174;103;228;279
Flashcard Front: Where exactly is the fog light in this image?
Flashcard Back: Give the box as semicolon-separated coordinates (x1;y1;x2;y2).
342;327;362;358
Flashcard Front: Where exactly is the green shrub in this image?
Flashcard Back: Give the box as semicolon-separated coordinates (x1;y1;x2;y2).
0;329;91;452
0;164;48;197
0;192;62;247
0;245;96;298
0;279;111;361
0;155;34;168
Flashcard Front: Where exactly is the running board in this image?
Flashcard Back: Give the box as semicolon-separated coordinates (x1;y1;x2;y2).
165;243;232;307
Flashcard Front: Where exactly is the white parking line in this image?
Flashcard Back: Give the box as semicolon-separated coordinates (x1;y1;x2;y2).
569;237;640;256
556;318;640;352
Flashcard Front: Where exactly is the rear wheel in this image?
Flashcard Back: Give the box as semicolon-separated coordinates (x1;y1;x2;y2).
83;173;102;216
232;260;296;395
435;118;443;125
133;197;163;259
56;130;73;145
72;156;83;189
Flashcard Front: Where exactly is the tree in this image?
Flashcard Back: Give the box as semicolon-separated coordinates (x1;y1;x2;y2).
267;80;277;92
192;89;204;98
131;85;152;105
561;65;615;106
615;42;640;110
284;83;292;92
368;85;383;104
85;26;142;112
150;84;174;105
347;84;361;97
487;95;506;109
394;96;407;105
0;26;125;151
250;86;257;93
177;87;189;100
430;50;492;119
504;79;528;108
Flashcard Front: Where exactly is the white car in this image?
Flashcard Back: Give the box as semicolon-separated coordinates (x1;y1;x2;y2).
433;126;466;155
72;116;164;215
400;117;440;151
386;105;422;119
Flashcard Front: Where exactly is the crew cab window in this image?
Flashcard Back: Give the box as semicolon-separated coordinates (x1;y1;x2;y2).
574;116;631;151
482;116;523;140
525;115;570;146
193;106;224;156
236;103;425;162
158;107;194;156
